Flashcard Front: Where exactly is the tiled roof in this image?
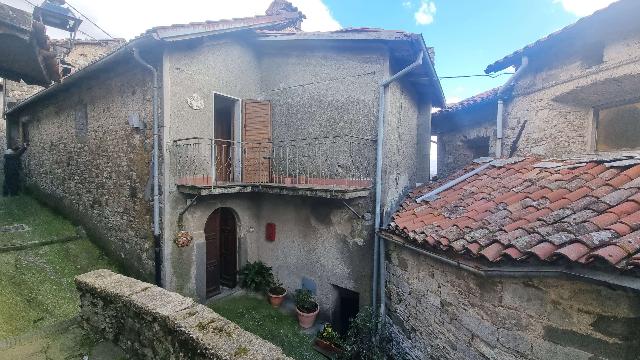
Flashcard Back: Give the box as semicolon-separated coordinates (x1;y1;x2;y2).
436;87;499;115
485;0;638;73
387;155;640;275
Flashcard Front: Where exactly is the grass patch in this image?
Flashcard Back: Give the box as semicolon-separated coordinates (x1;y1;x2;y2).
210;295;324;360
0;194;77;248
0;193;120;339
0;239;120;339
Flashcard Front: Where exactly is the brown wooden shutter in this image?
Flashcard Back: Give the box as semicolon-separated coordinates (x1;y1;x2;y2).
242;100;272;183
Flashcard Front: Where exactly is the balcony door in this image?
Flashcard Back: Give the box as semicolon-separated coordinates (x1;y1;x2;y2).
213;93;242;183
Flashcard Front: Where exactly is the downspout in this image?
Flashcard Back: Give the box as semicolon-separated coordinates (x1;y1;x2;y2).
495;56;529;158
132;47;162;287
373;50;424;317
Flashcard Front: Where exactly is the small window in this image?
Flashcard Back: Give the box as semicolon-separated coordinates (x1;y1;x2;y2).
75;103;88;139
596;101;640;151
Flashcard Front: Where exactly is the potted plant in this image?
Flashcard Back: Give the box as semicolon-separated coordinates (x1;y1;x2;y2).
267;279;287;308
315;323;343;355
294;289;319;329
238;261;274;293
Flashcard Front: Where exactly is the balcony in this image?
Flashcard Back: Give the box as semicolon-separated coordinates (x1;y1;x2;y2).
170;136;375;199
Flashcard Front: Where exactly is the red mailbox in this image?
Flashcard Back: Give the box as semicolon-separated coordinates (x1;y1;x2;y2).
266;223;276;242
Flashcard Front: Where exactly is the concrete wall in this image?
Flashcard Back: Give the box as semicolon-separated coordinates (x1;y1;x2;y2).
503;33;640;158
8;58;156;280
176;193;374;319
386;243;640;360
76;269;293;360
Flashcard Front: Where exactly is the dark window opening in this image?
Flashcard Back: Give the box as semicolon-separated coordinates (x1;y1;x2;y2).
332;285;360;336
213;94;236;182
75;103;88;139
596;101;640;151
463;136;490;159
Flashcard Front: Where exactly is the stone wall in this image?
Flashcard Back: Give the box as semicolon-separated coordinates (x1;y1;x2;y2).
9;57;156;280
75;269;292;360
502;33;640;158
386;242;640;360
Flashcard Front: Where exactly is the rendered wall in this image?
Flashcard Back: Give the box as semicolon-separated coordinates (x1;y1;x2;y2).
175;193;374;319
386;243;640;360
162;38;427;308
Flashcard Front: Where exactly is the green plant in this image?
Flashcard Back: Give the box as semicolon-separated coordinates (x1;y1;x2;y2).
294;289;318;313
317;323;342;347
238;261;274;293
337;307;408;360
269;279;286;296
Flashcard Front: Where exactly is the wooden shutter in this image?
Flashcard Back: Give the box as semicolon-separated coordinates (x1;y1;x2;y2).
242;100;272;183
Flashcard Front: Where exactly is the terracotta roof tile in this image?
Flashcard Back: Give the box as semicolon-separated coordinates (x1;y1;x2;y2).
601;189;637;206
387;157;640;275
607;222;633;237
622;164;640;179
608;201;640;218
589;213;619;229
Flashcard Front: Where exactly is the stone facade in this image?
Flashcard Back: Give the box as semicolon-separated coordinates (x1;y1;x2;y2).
8;57;156;280
433;101;496;178
386;243;640;360
502;33;640;158
75;269;292;359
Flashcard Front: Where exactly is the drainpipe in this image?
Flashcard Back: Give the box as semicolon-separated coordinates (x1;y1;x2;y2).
132;47;162;287
372;50;424;317
495;56;529;158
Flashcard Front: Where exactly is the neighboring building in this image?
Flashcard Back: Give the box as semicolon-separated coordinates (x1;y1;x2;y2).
5;0;444;329
2;39;124;117
384;1;640;359
432;88;498;177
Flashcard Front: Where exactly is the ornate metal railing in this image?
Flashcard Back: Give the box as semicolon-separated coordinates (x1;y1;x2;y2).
170;135;375;189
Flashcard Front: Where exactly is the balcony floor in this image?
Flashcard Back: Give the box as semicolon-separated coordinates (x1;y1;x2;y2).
176;182;371;199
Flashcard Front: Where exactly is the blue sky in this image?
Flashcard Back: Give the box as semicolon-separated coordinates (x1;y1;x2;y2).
324;0;589;103
4;0;615;102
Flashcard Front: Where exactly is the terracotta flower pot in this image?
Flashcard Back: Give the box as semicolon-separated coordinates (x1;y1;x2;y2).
296;305;319;329
268;289;287;308
315;338;342;354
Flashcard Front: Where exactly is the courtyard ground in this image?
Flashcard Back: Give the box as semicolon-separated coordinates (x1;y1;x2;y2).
0;193;125;359
210;294;326;360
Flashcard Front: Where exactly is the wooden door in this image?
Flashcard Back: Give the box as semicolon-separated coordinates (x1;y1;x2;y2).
243;100;272;183
219;209;237;288
205;210;221;297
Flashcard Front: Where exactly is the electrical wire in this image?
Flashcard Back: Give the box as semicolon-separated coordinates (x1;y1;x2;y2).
78;29;98;41
65;1;114;39
440;72;514;79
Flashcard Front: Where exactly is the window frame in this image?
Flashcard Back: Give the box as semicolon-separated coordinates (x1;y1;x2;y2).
591;97;640;153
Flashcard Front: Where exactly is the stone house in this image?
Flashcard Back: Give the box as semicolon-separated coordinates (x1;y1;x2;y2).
4;0;444;329
384;1;640;359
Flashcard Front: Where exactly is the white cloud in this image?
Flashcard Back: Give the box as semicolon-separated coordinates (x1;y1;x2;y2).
402;1;413;9
554;0;617;17
2;0;340;40
414;1;436;25
447;96;462;104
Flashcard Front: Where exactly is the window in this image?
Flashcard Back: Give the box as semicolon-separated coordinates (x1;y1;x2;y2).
596;101;640;151
75;103;88;139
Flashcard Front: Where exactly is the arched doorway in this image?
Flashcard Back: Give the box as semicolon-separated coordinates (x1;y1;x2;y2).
204;208;238;297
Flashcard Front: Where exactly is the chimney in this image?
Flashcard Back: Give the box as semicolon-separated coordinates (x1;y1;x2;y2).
265;0;306;31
